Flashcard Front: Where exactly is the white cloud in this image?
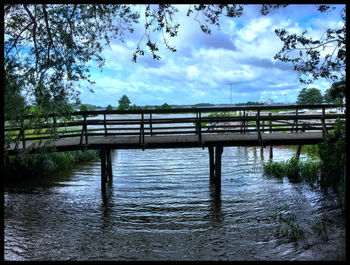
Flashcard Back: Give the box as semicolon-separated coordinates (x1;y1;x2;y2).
237;17;272;42
78;4;345;106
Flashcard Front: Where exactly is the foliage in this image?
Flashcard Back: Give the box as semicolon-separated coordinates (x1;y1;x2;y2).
106;104;113;111
4;58;28;121
132;4;244;62
201;112;236;126
274;211;307;243
79;104;98;117
4;4;139;116
155;103;172;110
318;119;346;194
311;213;331;241
324;79;346;105
296;87;323;105
301;145;319;157
4;150;99;180
118;95;131;110
129;104;143;110
264;117;346;208
274;5;345;84
235;101;263;106
143;105;153;110
80;104;89;112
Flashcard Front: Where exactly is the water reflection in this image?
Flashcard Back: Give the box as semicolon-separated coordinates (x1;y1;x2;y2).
101;185;114;207
4;145;345;261
208;185;223;223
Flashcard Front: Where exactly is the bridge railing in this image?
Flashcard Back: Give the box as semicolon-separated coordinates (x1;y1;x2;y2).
4;104;345;151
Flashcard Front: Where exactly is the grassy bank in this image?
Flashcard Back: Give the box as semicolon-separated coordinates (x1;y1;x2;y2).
4;149;100;182
263;155;345;208
265;118;345;207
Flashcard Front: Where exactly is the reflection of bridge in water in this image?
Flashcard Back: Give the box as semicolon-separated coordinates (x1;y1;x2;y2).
5;104;344;197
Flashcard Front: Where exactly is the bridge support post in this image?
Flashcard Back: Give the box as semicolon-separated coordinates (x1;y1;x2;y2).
269;113;273;160
208;145;223;194
296;145;302;160
100;148;113;196
107;149;113;185
100;149;107;195
209;146;215;181
269;146;273;160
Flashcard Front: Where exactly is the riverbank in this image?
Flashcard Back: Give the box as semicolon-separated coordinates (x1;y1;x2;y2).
4;150;100;185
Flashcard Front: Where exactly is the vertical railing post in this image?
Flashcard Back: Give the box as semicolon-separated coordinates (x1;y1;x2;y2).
295;107;299;133
104;113;107;136
150;112;153;136
269;113;273;160
256;110;262;146
80;112;87;146
321;106;328;137
14;128;20;151
139;113;145;145
198;111;202;145
260;110;264;152
296;123;306;160
84;113;88;145
142;113;145;144
242;110;245;134
52;115;56;129
21;118;26;150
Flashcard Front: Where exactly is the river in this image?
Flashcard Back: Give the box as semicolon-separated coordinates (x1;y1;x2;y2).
4;114;346;261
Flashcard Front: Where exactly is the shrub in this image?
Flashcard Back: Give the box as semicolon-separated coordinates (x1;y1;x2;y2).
318;118;346;193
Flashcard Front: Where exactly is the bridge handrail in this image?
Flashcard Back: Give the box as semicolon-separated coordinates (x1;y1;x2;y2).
4;104;345;152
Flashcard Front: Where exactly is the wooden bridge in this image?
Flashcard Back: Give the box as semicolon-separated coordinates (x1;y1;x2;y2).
4;104;345;196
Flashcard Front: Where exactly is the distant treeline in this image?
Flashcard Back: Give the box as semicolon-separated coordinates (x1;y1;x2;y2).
71;101;274;111
235;101;264;106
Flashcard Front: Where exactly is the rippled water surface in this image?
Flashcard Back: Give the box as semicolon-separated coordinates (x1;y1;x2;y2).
4;145;345;261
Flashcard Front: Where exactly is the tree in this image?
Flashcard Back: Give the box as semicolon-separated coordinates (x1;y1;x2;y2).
80;104;88;112
296;88;323;105
160;103;171;109
118;95;131;110
4;4;345;118
324;79;345;105
106;104;113;111
155;103;172;110
273;5;345;84
4;4;139;118
129;104;143;110
4;58;28;121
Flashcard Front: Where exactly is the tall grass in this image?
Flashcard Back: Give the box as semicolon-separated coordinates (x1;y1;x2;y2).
4;150;99;181
263;156;320;184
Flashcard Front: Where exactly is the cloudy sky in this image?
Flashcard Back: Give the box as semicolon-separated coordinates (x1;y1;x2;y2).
78;4;345;107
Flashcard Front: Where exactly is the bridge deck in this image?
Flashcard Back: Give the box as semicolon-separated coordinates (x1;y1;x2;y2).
8;132;324;154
